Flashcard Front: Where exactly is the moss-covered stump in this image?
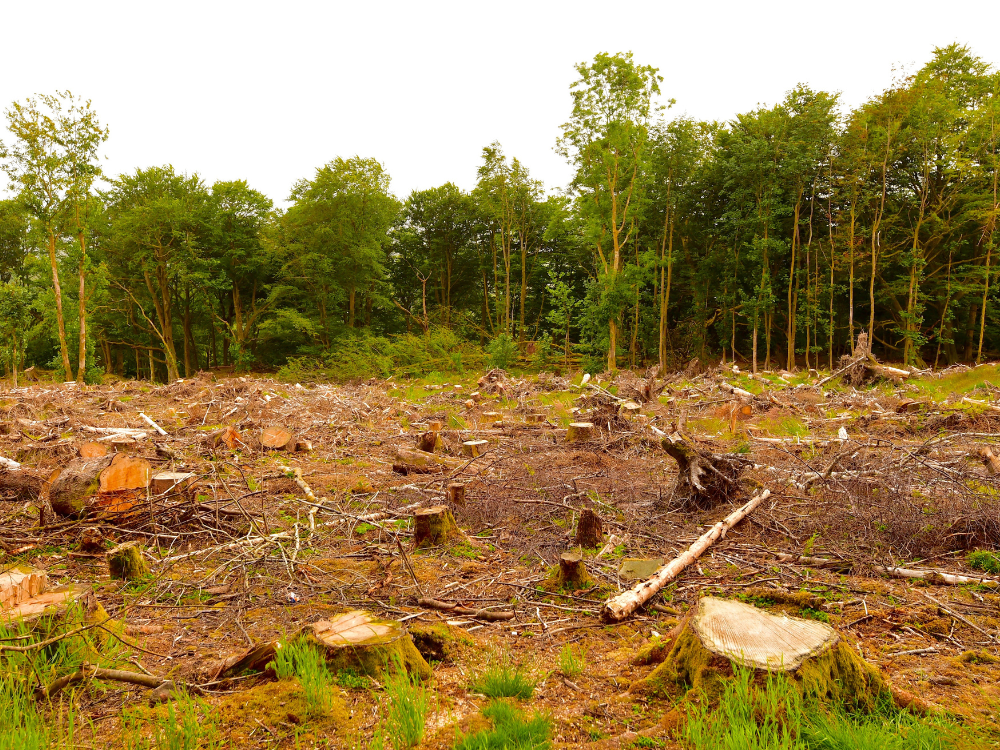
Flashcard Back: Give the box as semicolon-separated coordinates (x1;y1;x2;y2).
413;505;462;548
108;540;150;580
553;550;593;590
631;597;891;710
566;422;595;442
308;610;433;680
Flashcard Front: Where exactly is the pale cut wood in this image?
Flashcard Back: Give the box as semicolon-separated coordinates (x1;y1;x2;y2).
566;422;595;442
99;454;151;494
719;381;755;400
4;584;91;620
79;441;109;458
151;471;197;496
312;610;393;644
602;489;771;622
882;566;999;587
139;412;168;435
0;455;22;470
976;446;1000;475
692;596;838;671
262;426;296;451
461;440;488;458
0;568;48;608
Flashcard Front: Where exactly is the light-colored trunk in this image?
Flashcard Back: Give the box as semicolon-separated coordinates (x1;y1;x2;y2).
48;231;72;380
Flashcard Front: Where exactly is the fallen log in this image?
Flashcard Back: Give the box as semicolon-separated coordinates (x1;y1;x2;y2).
776;553;854;573
0;464;46;501
881;566;999;587
416;597;515;622
37;665;183;701
602;489;771;622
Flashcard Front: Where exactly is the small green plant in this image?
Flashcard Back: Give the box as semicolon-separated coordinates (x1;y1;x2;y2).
454;700;552;750
486;333;517;370
124;691;220;750
336;669;371;690
471;656;535;700
801;607;830;623
384;667;429;749
967;549;1000;575
559;644;585;679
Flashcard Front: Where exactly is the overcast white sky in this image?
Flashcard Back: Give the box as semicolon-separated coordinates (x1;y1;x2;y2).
1;1;997;206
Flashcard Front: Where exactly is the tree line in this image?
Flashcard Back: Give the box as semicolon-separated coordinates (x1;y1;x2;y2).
1;44;998;384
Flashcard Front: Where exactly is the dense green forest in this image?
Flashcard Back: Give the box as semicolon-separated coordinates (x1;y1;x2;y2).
1;44;998;384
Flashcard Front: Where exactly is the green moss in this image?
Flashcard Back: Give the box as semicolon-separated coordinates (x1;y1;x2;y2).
408;622;473;663
305;630;433;682
967;550;1000;574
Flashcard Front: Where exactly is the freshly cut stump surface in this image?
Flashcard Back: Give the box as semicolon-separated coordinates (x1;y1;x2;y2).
631;596;891;710
262;426;296;452
691;596;836;671
309;610;432;679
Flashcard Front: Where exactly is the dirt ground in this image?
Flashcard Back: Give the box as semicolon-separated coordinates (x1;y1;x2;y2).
4;363;1000;747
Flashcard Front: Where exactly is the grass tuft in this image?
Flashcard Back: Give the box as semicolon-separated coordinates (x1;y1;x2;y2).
270;638;335;716
454;700;551;750
559;644;585;679
384;667;430;749
471;657;536;700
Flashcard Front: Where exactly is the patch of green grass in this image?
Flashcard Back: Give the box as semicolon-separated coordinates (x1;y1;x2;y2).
384;667;429;749
452;542;484;559
683;663;982;750
454;700;552;750
801;608;830;623
123;691;220;750
471;658;536;700
912;365;1000;401
559;644;585;679
967;550;1000;575
759;415;809;438
270;639;335;716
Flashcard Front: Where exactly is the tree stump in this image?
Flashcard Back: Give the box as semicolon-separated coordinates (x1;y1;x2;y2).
526;413;546;424
413;505;462;548
461;440;488;458
481;412;502;421
78;526;105;553
417;431;443;453
262;426;297;452
574;509;603;548
566;422;595;442
446;482;466;506
308;610;433;680
619;402;642;420
151;471;197;496
630;597;890;709
0;567;48;608
108;541;150;580
204;426;242;450
555;551;592;590
660;433;749;510
427;420;443;432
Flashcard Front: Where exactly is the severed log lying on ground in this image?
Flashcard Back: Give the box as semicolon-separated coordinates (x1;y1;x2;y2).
602;489;771;622
0;460;47;501
417;597;515;621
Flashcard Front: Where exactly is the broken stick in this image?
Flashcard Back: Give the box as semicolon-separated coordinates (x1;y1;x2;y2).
601;489;772;622
416;597;515;621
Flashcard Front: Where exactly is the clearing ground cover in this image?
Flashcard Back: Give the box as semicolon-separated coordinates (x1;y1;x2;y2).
3;361;1000;748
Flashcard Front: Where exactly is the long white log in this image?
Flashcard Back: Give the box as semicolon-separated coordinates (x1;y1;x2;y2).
882;566;999;587
81;425;147;436
601;489;771;622
0;455;22;470
139;412;168;436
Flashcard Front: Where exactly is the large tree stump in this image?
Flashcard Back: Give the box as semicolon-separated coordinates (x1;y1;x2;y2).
79;441;109;458
413;505;462;548
566;422;595;442
262;426;297;452
574;509;603;548
108;541;150;580
151;471;197;496
631;597;890;709
660;433;749;510
308;610;433;680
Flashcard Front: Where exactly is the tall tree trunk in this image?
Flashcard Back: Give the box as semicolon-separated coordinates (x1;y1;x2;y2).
48;230;72;380
76;226;87;384
786;191;802;370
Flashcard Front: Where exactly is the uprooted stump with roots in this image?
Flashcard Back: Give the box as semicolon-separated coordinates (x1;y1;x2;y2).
630;596;923;712
659;433;750;510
